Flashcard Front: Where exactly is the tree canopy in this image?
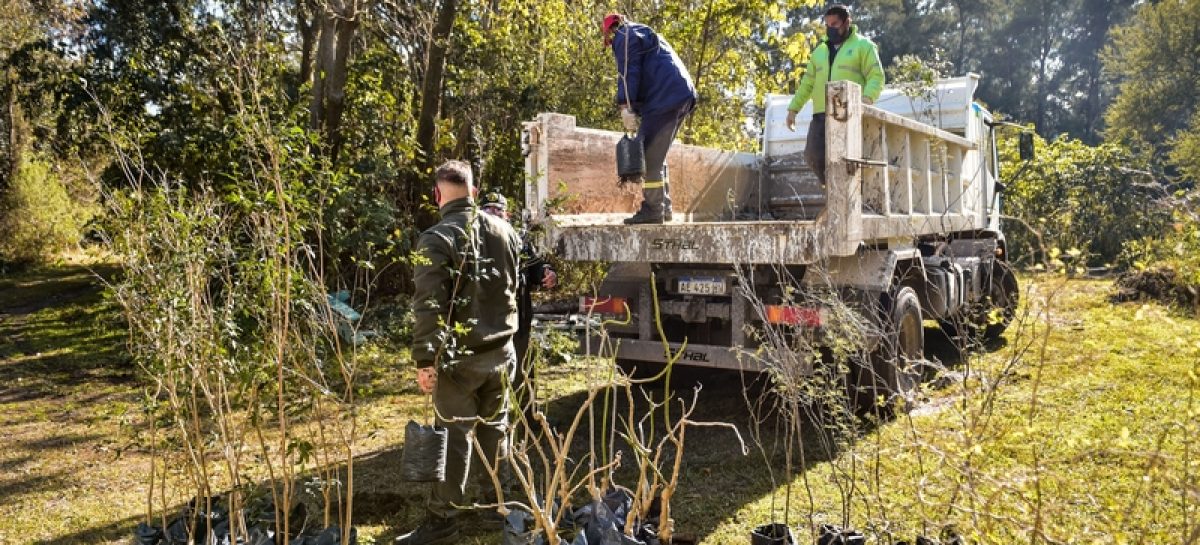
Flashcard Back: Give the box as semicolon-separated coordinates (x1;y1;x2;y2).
3;0;1199;279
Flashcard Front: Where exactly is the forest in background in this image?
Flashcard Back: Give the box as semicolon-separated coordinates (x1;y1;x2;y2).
0;0;1197;296
2;2;1200;543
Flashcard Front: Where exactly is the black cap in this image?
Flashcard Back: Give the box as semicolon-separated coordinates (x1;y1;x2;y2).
480;191;508;210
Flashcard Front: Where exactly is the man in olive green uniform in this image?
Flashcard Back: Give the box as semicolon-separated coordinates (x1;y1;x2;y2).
398;161;522;545
786;4;885;185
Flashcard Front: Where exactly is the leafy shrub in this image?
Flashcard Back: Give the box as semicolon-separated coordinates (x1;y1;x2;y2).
0;156;95;265
998;133;1169;269
1118;197;1200;311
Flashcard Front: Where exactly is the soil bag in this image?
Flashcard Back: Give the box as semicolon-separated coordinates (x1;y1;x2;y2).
399;419;448;482
137;494;305;545
749;523;794;545
815;524;865;545
134;522;162;545
572;491;627;545
616;135;645;180
239;528;276;545
302;526;356;545
506;503;571;545
504;509;542;545
897;526;963;545
162;496;229;545
572;488;657;545
216;527;276;545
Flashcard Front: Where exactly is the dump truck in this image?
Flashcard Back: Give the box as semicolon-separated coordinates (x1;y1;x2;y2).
521;75;1020;403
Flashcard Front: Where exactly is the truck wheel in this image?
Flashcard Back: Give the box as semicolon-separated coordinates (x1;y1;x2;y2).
980;261;1019;342
939;261;1019;345
851;286;924;416
616;358;662;380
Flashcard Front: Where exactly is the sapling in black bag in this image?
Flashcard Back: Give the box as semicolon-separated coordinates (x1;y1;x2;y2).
750;523;794;545
399;395;448;482
616;134;645;183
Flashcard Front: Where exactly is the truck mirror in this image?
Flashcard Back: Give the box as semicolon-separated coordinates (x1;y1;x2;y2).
1019;132;1035;161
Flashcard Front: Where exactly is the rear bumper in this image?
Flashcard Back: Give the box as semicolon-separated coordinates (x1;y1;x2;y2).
591;337;815;374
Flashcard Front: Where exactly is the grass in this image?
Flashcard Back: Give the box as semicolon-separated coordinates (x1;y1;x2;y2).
699;277;1200;543
1;269;1197;544
0;264;141;544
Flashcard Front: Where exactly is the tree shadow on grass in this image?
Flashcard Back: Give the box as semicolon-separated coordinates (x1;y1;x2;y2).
529;365;848;544
0;264;133;406
28;324;1002;545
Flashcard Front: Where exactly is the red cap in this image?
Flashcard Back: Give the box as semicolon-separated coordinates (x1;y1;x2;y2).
602;13;623;45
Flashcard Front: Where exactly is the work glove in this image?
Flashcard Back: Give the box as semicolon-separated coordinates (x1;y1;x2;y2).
620;107;638;132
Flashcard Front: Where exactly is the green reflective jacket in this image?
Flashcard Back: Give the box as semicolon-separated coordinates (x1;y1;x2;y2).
411;197;521;368
788;25;885;114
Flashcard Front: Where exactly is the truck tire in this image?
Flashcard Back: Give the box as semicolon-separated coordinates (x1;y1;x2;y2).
939;261;1019;345
980;261;1019;342
851;286;924;416
616;358;667;381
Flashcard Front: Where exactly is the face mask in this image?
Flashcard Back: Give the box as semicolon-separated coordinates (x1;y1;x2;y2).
826;25;844;43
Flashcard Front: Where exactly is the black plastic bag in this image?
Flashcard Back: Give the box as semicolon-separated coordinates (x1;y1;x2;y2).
750;523;794;545
218;527;276;545
243;495;307;534
161;518;188;545
312;525;357;545
816;524;865;545
632;523;660;545
239;528;276;545
616;135;645;179
572;488;654;545
138;494;303;545
900;526;963;545
504;509;541;545
162;496;229;545
572;494;625;545
399;419;448;482
135;522;162;545
505;508;570;545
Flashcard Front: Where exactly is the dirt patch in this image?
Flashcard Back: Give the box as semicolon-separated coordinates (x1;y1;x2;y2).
1111;267;1200;311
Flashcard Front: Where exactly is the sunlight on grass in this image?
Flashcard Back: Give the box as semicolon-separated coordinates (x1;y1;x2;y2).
702;276;1200;544
2;271;1197;544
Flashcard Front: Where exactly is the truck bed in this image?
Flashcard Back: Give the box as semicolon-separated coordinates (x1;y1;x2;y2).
524;81;989;266
549;216;820;264
548;213;980;264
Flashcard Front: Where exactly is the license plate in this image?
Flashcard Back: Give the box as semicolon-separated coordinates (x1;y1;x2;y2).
677;276;726;296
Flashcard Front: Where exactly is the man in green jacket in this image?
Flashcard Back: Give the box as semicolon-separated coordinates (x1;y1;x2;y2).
786;4;885;185
397;160;522;545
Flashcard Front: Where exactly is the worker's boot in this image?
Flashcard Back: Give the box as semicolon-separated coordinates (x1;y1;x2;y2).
624;180;666;224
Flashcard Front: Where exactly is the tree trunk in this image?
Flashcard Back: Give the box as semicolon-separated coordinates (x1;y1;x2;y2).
325;4;358;163
307;0;357;163
297;0;316;91
411;0;458;205
309;7;336;134
1080;0;1122;143
952;1;969;73
3;74;22;189
1035;35;1050;132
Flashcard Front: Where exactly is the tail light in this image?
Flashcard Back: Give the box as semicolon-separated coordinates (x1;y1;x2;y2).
581;296;628;315
765;305;825;327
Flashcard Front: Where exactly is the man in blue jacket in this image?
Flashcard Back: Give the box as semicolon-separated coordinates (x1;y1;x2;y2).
604;13;698;224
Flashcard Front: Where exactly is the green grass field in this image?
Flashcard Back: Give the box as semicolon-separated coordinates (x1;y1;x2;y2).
1;268;1196;544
